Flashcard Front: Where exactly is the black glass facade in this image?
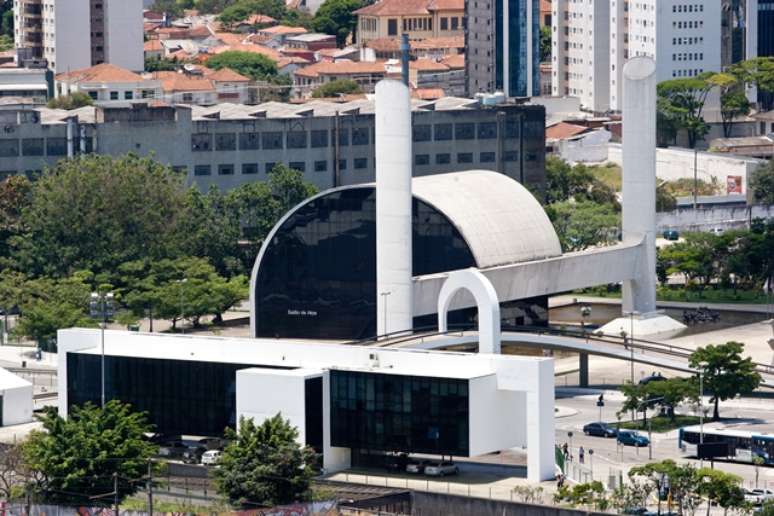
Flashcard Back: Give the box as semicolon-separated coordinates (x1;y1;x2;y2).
330;370;469;456
254;187;477;340
66;353;293;437
304;376;323;451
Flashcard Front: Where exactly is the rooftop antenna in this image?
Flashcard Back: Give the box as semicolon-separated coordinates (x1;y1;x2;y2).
400;34;410;86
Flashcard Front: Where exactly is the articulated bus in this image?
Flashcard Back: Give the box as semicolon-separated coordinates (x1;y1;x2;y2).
679;426;774;465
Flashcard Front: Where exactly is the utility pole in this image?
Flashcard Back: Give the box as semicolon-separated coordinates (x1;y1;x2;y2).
113;472;119;516
147;460;153;516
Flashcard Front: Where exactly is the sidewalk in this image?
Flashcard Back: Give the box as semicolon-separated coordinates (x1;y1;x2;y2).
551;294;774;315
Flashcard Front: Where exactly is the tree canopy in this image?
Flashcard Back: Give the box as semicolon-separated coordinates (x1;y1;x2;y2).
312;0;363;46
218;0;287;25
214;414;316;507
656;74;714;148
689;341;761;420
311;79;362;98
23;401;157;505
46;93;94;111
206;51;278;81
751;159;774;205
546;200;620;252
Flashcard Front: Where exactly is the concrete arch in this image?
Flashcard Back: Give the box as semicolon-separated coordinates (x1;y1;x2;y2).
437;269;501;354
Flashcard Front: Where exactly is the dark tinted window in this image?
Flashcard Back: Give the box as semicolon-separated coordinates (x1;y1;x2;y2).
22;138;44;156
352;127;369;145
239;132;260;150
265;162;276;173
415;154;430;165
333;128;349;146
455;123;475;140
287;131;308;149
46;138;67;156
262;132;283;149
242;163;258;175
191;133;211;152
434;123;452;141
435;153;450;165
503;151;518;162
354;157;368;169
194;165;211;176
331;370;469;456
480;152;496;163
215;133;236;151
218;164;234;175
457;152;473;164
0;139;19;157
314;160;327;172
311;130;328;148
289;161;306;172
413;124;432;142
478;122;497;139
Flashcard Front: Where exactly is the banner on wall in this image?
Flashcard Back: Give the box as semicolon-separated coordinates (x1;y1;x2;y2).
726;175;743;194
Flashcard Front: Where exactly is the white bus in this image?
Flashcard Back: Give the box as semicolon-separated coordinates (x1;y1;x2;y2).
679;425;774;465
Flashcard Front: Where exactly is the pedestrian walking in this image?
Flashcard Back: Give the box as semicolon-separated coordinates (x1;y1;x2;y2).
579;446;585;464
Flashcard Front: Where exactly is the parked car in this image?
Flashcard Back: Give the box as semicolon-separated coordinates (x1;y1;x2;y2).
617;430;649;447
639;372;666;385
201;450;222;466
157;440;189;458
198;437;227;451
424;461;459;477
583;422;618;438
406;460;431;474
662;229;679;241
385;453;409;472
182;446;206;464
745;489;774;506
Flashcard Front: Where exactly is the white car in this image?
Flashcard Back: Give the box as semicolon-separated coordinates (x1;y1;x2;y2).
201;450;222;466
746;488;774;505
424;461;459;477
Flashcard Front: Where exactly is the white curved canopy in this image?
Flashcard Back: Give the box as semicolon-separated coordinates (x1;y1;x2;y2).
412;170;562;268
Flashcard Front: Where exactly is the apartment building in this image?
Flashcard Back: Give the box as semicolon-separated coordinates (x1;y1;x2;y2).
552;0;721;112
13;0;143;74
465;0;539;97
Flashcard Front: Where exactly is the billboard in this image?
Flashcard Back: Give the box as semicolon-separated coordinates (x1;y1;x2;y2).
727;175;743;194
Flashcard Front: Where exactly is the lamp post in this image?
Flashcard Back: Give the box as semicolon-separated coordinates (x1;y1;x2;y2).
698;366;705;468
379;291;391;336
567;431;574;462
588;449;594;479
623;310;639;383
89;291;115;408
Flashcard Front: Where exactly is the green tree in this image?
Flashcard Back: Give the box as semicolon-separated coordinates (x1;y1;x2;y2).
214;414;316;508
751;159;774;205
629;460;701;515
546;200;620;252
0;0;13;38
206;51;278;80
12;154;187;277
46;92;94;110
646;377;699;422
218;0;287;25
312;0;363;46
656;181;677;212
544;156;618;207
149;0;194;17
729;56;774;110
689;341;762;420
23;401;157;505
659;232;720;286
0;175;32;262
539;25;551;62
657;74;715;148
311;79;362;98
144;56;179;72
554;481;609;511
706;72;750;138
695;468;745;516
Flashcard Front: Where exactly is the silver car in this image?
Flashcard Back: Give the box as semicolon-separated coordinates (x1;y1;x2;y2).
424;461;459;477
406;460;431;474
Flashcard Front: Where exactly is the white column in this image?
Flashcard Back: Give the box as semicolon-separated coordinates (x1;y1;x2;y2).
526;359;555;482
375;80;413;336
621;57;657;315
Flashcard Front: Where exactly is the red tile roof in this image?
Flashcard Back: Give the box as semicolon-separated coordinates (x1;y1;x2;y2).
258;25;308;36
440;53;463;68
410;58;448;71
57;63;146;83
207;44;281;62
151;71;215;92
355;0;432;16
144;39;164;52
295;60;387;78
413;87;444;100
207;67;250;82
546;122;591;140
244;14;277;25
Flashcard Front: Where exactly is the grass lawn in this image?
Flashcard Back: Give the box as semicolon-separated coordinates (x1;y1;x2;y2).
575;286;772;305
617;415;700;433
588;162;622;191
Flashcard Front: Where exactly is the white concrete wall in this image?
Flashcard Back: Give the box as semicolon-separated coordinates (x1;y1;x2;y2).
49;0;91;74
236;368;320;446
608;143;764;195
0;368;33;426
468;375;524;457
657;204;774;232
104;0;144;71
555;129;611;163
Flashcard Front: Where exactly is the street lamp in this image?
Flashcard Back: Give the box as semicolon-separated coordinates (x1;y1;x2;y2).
379;291;391;337
89;291;115;408
623;310;639;384
588;449;594;478
567;431;574;462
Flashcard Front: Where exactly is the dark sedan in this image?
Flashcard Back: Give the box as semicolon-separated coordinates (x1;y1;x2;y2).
583;422;618;438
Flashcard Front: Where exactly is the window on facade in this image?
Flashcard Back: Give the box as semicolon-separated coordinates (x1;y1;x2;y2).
194;165;211;176
191;133;212;152
215;133;237;151
415;154;430;165
457;152;473;164
434;123;453;141
504;119;520;138
354;157;368;169
480;151;496;163
88;91;98;100
142;89;155;99
289;161;306;172
109;91;118;100
239;132;260;150
314;160;327;172
311;129;328;148
451;17;459;30
266;162;277;173
441;17;448;30
333;128;349;146
242;163;259;175
182;93;193;103
503;151;518;162
287;131;308;149
412;124;432;142
338;159;347;170
218;164;234;175
262;132;283;149
22;138;44;156
478;122;497;139
454;123;475;140
388;19;397;35
435;153;450;165
352;127;369;145
125;91;133;100
46;137;67;156
0;139;19;157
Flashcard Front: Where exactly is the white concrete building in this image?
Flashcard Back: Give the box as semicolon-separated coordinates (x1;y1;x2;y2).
552;0;722;112
0;367;33;426
13;0;143;74
0;68;49;102
56;63;162;103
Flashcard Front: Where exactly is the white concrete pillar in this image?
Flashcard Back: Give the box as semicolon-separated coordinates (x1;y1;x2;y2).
621;57;657;315
375;80;413;336
437;269;501;354
526;359;556;482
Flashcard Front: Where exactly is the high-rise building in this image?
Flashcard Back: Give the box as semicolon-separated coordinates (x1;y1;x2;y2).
552;0;722;113
755;0;774;57
465;0;539;97
13;0;143;74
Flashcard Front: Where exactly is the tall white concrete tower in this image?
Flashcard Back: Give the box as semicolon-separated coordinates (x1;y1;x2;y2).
375;80;413;336
621;56;657;315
